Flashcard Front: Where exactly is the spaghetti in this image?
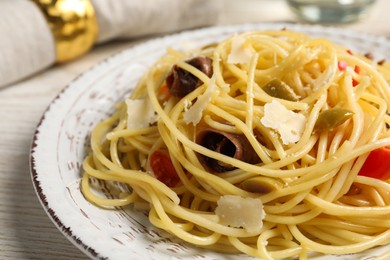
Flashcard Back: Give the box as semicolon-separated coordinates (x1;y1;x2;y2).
81;30;390;259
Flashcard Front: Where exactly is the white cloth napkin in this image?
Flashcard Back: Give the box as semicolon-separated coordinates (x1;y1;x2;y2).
0;0;222;88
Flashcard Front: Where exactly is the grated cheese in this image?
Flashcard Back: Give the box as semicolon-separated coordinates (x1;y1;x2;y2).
261;100;306;145
215;195;265;233
125;98;158;129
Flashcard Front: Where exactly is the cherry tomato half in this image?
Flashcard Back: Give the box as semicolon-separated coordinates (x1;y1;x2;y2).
358;147;390;180
149;151;180;187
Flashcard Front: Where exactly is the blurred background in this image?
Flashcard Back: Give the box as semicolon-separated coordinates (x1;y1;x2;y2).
222;0;385;35
0;0;387;88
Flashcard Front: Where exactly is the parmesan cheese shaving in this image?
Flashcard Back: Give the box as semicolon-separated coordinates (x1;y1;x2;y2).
183;99;191;112
183;76;217;125
261;100;306;145
227;35;253;64
125;98;158;129
215;195;265;233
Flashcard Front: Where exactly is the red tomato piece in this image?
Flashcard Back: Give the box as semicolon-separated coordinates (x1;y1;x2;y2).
358;147;390;180
338;61;348;71
149;151;180;187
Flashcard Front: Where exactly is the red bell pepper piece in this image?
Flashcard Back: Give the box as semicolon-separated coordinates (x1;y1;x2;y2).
354;65;361;74
358;147;390;180
352;65;361;87
352;79;359;87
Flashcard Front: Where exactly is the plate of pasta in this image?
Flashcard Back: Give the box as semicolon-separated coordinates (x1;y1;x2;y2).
30;23;390;259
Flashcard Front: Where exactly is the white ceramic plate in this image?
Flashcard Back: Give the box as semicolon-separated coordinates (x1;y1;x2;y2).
30;23;390;260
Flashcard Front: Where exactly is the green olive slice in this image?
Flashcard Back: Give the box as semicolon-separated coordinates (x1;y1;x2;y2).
314;108;354;133
240;176;282;194
262;79;299;101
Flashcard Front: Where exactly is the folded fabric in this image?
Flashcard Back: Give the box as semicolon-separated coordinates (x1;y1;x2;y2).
0;0;222;88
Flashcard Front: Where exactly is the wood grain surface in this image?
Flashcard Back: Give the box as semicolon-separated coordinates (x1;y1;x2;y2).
1;0;389;259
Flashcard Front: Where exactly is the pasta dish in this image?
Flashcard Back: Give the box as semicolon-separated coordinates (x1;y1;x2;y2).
81;29;390;259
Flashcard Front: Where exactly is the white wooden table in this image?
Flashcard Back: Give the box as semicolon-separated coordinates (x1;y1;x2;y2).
1;0;389;259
